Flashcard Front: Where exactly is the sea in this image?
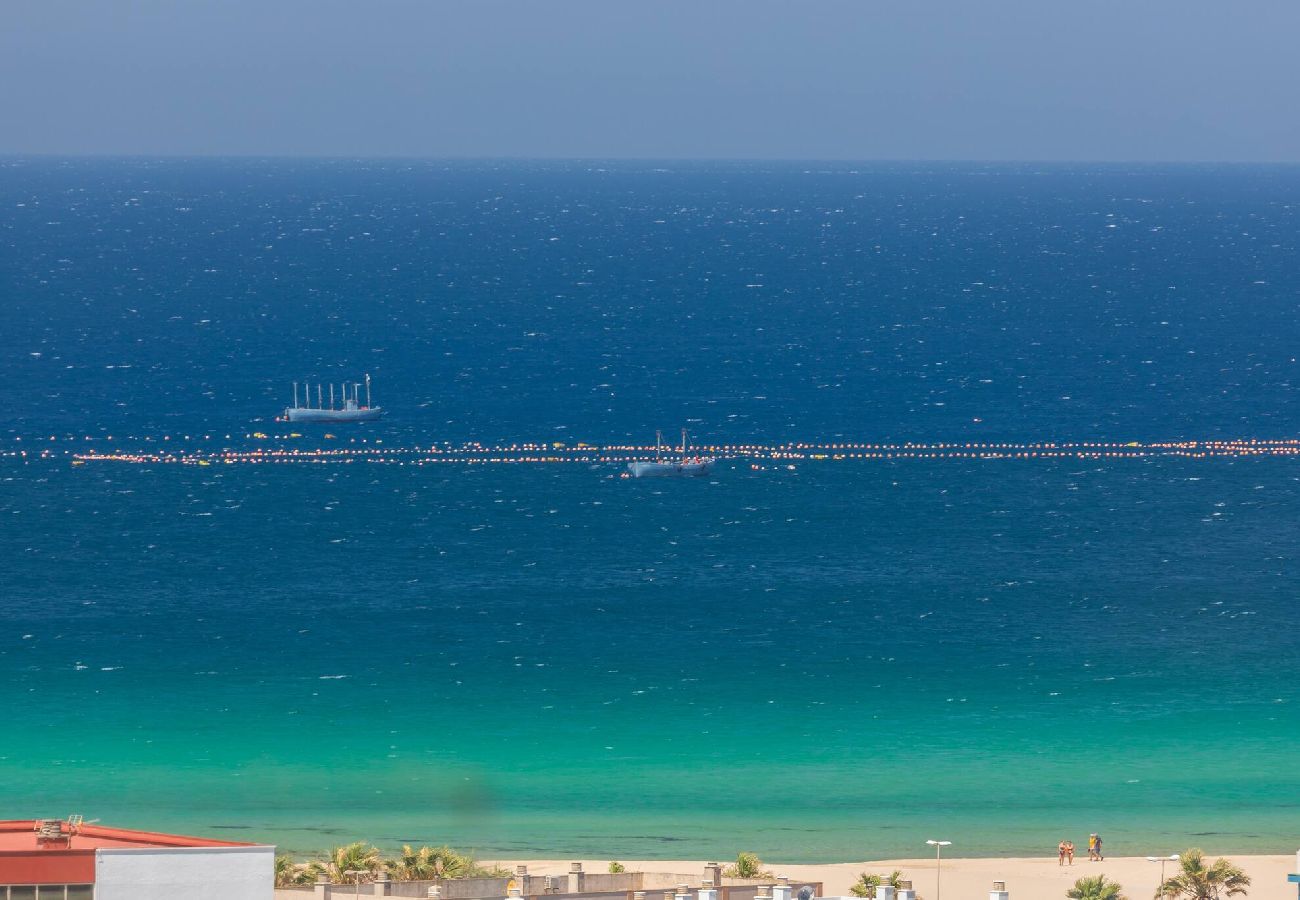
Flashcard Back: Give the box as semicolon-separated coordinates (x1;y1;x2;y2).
2;158;1298;861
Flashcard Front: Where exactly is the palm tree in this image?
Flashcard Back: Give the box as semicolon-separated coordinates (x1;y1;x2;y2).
849;873;882;898
1155;849;1250;900
724;852;773;879
850;871;909;898
1066;874;1127;900
323;841;384;883
388;845;444;881
274;855;326;886
385;844;511;880
275;854;306;887
424;845;473;879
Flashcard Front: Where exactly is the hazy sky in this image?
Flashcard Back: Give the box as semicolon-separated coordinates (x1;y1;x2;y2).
5;0;1299;161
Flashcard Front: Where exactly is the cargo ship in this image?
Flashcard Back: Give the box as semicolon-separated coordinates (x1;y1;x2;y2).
626;429;714;477
282;374;383;423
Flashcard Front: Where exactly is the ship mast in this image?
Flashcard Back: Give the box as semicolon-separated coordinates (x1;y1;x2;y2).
292;381;298;410
365;373;372;409
655;429;662;462
329;383;334;410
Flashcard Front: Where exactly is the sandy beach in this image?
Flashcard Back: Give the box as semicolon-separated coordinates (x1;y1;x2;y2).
504;855;1299;900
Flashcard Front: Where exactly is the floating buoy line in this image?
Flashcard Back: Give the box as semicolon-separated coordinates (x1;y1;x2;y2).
4;435;1300;467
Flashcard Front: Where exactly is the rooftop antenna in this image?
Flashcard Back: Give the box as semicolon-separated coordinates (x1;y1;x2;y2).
365;373;372;409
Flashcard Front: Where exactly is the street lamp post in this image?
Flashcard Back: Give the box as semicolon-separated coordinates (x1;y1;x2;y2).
344;869;366;900
1146;855;1179;895
926;840;952;900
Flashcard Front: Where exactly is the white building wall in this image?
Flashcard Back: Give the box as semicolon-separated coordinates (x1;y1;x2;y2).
95;845;274;900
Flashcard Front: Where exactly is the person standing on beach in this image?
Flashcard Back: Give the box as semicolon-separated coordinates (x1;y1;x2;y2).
1093;833;1103;861
1065;840;1075;865
1059;840;1069;865
1088;833;1098;861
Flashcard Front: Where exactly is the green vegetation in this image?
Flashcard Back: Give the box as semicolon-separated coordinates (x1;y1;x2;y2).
1155;850;1250;899
273;842;512;885
397;845;511;880
325;842;384;883
1065;874;1126;900
849;873;881;898
609;862;627;874
723;852;773;880
388;845;461;881
274;854;319;887
850;871;909;898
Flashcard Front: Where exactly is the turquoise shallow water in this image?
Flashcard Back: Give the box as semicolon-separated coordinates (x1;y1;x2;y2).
2;159;1299;859
4;457;1298;859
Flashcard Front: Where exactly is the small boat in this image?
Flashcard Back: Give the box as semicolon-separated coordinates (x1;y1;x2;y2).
627;429;715;478
281;374;383;423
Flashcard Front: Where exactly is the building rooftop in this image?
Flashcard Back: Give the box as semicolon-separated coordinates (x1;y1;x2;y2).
0;819;259;852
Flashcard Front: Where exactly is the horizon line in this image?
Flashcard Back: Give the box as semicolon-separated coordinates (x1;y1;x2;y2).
3;152;1300;168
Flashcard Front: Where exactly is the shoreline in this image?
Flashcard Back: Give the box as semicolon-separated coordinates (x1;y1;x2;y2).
491;855;1300;900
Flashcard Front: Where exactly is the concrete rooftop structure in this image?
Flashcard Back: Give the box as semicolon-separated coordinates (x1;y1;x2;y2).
0;819;273;900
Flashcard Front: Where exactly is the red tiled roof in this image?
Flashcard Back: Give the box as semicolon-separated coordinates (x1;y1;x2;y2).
0;820;269;884
0;820;260;852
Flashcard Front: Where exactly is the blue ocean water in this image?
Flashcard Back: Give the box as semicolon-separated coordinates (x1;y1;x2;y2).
2;159;1299;860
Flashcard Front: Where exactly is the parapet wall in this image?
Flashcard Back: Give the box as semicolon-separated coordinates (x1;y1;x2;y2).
276;876;821;900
